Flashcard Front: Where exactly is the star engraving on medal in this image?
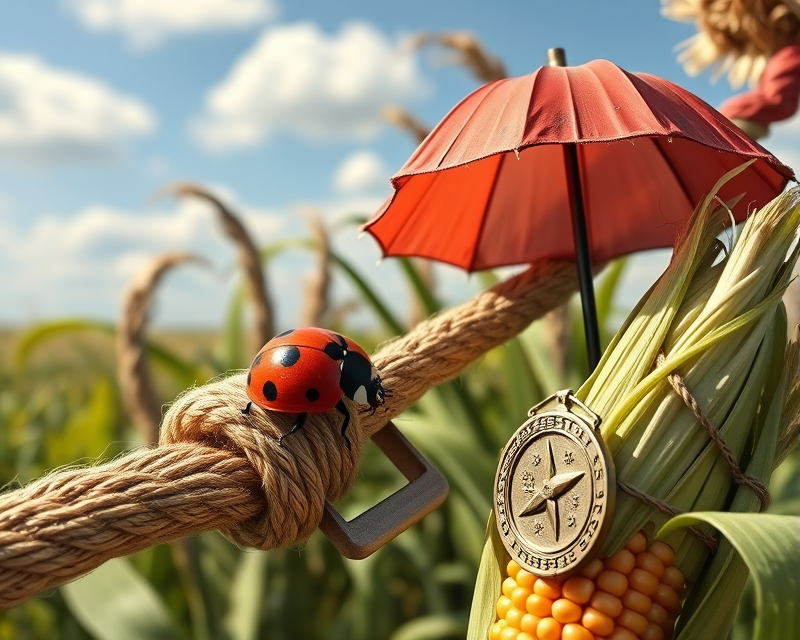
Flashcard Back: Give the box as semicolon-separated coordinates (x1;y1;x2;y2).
519;439;585;541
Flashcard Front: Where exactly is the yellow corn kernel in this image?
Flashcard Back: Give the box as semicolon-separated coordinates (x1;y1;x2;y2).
590;590;623;618
634;552;665;580
505;607;524;630
562;622;597;640
661;566;685;593
562;576;595;604
519;613;541;635
627;568;659;597
606;626;638;640
646;602;668;627
615;607;649;636
550;598;583;624
489;621;506;640
516;568;535;590
503;577;518;597
647;541;675;568
526;593;553;618
533;577;562;600
605;548;636;575
597;570;628;597
511;587;530;612
653;583;681;615
497;595;513;620
581;558;604;580
582;606;615;636
624;531;648;554
499;626;519;640
536;616;562;640
620;588;651;615
642;622;665;640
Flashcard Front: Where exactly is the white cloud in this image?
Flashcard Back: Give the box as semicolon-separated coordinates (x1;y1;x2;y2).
64;0;276;49
0;183;488;331
332;150;390;194
192;22;428;150
0;53;155;166
0;194;284;325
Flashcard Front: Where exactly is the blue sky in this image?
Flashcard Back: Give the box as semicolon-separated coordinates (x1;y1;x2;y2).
0;0;797;330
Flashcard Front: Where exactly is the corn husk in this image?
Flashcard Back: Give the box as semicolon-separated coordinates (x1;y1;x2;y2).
467;162;800;640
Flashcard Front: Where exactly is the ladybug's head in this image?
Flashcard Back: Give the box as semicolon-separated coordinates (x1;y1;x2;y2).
340;352;387;410
363;367;387;410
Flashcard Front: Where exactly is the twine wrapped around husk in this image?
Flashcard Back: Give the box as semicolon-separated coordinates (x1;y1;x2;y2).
0;259;581;610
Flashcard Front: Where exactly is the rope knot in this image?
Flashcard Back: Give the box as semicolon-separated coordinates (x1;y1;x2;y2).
159;373;363;549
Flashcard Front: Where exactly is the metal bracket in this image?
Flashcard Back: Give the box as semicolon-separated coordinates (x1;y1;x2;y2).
320;421;449;559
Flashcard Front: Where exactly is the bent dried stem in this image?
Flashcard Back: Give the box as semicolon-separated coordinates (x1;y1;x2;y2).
299;208;331;327
117;252;205;443
157;183;275;347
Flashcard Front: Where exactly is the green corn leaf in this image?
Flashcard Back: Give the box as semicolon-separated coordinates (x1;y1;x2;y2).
329;249;405;336
12;319;115;369
594;257;627;338
659;512;800;640
224;552;269;640
397;257;441;318
146;341;207;388
221;281;247;371
466;515;506;640
61;557;183;640
390;613;466;640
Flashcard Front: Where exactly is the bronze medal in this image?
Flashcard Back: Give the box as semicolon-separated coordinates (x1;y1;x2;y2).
494;390;615;577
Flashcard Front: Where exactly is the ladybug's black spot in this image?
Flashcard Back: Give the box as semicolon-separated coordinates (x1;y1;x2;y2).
276;329;294;338
323;340;345;361
263;381;278;402
250;352;263;368
276;345;301;367
246;371;252;387
306;387;320;402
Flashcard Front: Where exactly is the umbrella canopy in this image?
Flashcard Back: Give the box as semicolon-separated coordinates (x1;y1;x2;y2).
362;59;794;272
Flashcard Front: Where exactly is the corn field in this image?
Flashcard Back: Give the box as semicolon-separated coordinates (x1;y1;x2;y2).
0;181;798;640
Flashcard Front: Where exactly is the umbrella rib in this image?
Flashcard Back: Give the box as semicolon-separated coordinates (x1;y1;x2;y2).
385;173;444;259
649;137;695;212
747;156;795;192
467;153;506;272
434;79;515;170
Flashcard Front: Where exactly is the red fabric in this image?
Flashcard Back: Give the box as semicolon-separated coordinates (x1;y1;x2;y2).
363;59;793;271
719;42;800;125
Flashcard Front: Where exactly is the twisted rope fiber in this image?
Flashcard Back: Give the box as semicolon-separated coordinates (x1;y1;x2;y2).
0;260;582;610
361;262;581;437
617;480;718;553
656;352;772;511
617;350;776;555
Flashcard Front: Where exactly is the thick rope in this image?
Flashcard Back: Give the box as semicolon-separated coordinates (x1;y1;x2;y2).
0;260;581;610
361;262;581;437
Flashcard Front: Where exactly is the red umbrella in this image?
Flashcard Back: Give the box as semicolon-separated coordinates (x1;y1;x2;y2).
362;51;794;369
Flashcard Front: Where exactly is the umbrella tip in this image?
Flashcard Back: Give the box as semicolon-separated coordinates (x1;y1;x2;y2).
547;47;566;67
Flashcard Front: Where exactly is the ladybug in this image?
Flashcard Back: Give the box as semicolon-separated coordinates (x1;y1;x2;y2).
242;327;387;449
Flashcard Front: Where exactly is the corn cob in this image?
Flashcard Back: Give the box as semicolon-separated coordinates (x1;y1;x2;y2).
473;165;800;640
490;530;685;640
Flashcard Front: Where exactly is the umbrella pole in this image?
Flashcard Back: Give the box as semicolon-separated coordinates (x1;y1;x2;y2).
549;48;602;372
563;143;602;371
